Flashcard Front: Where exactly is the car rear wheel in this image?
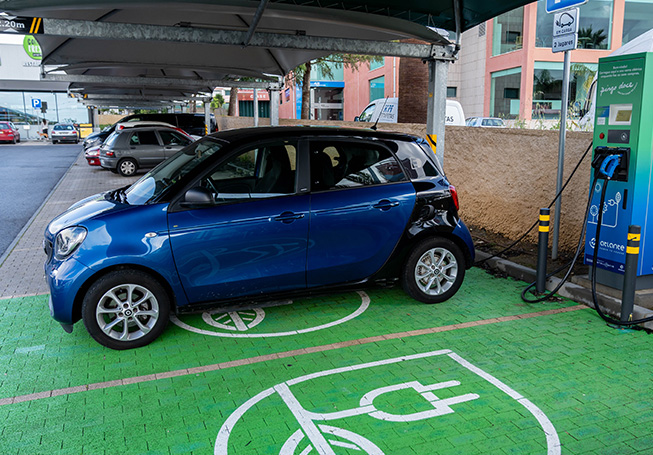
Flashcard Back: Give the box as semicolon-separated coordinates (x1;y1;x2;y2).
117;158;138;177
53;140;58;144
82;270;170;350
402;238;465;304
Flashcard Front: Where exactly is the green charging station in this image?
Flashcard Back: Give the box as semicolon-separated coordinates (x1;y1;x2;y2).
584;51;653;289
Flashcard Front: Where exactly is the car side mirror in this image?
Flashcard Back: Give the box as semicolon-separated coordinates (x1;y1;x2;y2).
354;116;360;122
180;186;214;207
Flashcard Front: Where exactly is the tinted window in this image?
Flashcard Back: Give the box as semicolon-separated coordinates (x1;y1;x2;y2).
159;130;192;146
310;141;406;192
129;131;159;146
0;122;11;129
199;141;297;204
396;139;440;179
358;104;376;122
54;124;74;130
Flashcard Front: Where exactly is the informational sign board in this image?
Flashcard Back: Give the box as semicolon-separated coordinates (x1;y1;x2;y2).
552;33;578;53
31;98;41;109
546;0;587;14
0;12;43;34
553;8;579;36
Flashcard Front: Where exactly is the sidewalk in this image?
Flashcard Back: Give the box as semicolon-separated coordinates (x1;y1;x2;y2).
0;150;652;455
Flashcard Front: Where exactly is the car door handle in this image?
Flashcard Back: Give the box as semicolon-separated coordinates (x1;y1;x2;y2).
373;200;400;211
273;212;305;223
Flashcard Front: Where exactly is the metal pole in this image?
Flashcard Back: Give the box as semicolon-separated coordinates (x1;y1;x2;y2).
426;59;449;167
270;88;279;126
536;208;551;294
552;50;571;260
253;88;259;127
204;97;211;135
621;225;641;323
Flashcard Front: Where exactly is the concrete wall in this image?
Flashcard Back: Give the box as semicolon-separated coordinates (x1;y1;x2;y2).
209;116;593;251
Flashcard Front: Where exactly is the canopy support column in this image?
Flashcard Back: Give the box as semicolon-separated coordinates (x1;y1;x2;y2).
204;97;211;135
426;58;449;167
270;88;279;126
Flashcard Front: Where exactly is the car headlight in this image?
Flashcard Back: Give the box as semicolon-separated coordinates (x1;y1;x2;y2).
54;226;87;260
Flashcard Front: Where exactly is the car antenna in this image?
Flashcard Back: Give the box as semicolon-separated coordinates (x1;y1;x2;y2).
370;96;390;131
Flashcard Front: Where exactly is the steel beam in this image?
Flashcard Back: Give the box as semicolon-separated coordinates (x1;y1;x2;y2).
42;73;280;90
83;94;191;101
426;59;449;167
42;18;445;60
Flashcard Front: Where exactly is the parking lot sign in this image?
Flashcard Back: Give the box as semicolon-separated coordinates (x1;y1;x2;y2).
31;98;41;109
546;0;587;13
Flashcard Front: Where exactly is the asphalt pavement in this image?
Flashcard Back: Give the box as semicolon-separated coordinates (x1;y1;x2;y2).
0;142;81;258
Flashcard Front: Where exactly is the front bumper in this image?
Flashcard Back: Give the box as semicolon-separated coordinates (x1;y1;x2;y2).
44;255;94;325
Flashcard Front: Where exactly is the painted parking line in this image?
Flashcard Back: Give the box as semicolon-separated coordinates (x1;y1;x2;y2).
0;304;586;407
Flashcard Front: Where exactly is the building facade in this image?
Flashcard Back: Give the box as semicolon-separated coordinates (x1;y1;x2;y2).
448;0;653;123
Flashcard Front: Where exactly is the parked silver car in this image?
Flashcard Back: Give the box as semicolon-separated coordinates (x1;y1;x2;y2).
465;117;506;128
51;123;79;144
99;125;194;176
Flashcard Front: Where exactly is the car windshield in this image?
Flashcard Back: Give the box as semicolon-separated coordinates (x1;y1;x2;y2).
124;137;225;205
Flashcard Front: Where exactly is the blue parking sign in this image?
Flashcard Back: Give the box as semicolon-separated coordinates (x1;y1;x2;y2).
546;0;587;13
31;98;41;109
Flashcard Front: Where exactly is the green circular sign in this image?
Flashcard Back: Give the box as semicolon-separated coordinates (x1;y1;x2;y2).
23;35;42;60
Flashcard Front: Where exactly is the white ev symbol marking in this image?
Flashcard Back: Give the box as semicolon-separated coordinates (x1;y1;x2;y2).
215;349;561;455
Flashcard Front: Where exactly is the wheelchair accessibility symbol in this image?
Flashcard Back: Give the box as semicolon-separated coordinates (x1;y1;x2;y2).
171;292;370;338
215;349;561;454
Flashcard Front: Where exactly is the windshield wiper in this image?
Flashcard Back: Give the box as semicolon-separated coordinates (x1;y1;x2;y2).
105;185;130;203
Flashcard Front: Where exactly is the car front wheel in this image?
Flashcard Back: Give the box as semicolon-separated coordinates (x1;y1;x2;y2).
82;270;170;349
117;158;137;177
402;238;465;304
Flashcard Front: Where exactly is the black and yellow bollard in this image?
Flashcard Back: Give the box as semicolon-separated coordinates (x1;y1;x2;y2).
536;208;550;294
621;225;640;323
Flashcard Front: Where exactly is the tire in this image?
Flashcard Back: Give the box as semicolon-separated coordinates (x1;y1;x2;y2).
109;168;118;174
402;237;466;304
117;158;138;177
53;140;58;144
82;270;170;350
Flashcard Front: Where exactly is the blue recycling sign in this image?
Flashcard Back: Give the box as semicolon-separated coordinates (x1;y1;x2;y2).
546;0;587;13
31;98;41;109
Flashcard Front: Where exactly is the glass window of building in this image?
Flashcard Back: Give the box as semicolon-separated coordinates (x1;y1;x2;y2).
370;58;385;71
532;62;597;119
492;7;524;56
369;76;385;102
536;0;613;49
446;86;458;98
490;68;521;119
623;0;653;45
312;87;343;121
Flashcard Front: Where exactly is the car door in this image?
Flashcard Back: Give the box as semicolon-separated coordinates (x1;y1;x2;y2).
307;138;416;287
157;130;193;158
168;139;309;303
126;129;164;167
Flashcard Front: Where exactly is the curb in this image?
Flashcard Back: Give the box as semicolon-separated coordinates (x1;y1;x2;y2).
475;251;653;330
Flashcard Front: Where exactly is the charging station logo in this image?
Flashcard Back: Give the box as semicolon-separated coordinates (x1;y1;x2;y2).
589;191;621;228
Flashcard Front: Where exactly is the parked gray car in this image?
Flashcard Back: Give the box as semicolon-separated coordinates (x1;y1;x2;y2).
99;126;194;176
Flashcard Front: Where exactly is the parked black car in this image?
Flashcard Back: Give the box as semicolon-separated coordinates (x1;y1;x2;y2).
83;113;217;149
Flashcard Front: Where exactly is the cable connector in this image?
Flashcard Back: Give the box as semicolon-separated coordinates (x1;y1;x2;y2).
599;154;621;180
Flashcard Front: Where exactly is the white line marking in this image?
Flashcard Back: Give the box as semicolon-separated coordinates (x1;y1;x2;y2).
171;291;370;338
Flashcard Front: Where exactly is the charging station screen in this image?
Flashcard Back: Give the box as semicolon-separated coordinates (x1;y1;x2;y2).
609;103;633;126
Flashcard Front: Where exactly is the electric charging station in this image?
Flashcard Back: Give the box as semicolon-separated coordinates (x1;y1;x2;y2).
584;51;653;289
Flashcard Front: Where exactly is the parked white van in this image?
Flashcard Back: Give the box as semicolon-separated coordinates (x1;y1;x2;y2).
354;97;466;126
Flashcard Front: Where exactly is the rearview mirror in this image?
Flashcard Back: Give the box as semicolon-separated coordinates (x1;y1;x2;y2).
180;186;214;207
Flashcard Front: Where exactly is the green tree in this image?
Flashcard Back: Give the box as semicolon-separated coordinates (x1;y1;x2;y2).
578;26;607;49
211;93;225;110
290;54;383;119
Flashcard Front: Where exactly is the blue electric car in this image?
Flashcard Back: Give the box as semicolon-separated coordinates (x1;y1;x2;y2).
44;127;475;349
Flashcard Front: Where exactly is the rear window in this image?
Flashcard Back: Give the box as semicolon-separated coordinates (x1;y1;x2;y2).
54;124;74;131
0;122;11;129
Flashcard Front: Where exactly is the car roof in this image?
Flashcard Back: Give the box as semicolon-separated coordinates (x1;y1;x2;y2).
207;126;420;144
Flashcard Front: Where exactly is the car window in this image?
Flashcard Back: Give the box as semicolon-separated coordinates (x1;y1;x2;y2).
358;104;376;122
0;122;10;129
159;130;192;146
126;138;225;205
310;140;406;192
396;139;441;179
199;141;297;204
54;124;74;131
129;131;159;146
104;131;120;148
482;118;504;127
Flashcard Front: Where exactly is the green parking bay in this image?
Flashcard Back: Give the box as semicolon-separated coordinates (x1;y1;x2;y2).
1;268;652;454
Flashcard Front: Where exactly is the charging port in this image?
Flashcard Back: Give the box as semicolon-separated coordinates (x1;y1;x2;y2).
591;146;630;181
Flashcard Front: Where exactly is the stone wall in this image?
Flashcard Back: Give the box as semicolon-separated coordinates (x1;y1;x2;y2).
196;116;594;251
